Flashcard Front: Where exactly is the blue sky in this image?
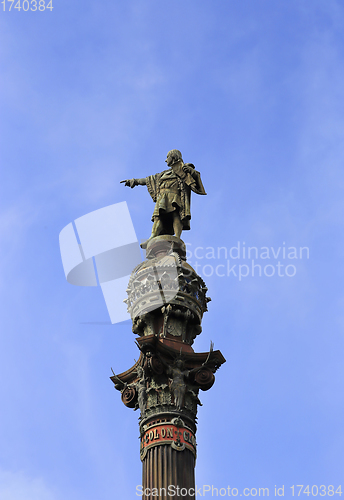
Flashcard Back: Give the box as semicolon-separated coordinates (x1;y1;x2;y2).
1;0;344;498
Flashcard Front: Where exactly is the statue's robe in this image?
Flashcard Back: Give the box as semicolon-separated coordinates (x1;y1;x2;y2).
145;162;206;231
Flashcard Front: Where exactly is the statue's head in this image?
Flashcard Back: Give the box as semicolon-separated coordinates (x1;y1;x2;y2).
165;149;183;167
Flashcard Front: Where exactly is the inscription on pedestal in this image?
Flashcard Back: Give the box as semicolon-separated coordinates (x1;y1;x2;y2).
140;422;196;460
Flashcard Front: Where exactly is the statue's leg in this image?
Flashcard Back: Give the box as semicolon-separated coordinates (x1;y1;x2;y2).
150;217;163;238
172;212;183;239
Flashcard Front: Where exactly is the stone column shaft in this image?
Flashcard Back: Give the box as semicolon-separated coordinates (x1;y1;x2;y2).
142;446;195;499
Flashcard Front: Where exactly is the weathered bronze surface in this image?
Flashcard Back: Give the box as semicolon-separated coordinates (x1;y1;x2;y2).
121;150;206;245
113;152;224;499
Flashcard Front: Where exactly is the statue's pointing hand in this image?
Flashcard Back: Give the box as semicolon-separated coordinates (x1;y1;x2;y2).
120;179;137;188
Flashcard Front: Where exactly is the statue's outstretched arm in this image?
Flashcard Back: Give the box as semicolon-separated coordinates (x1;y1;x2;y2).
120;178;147;188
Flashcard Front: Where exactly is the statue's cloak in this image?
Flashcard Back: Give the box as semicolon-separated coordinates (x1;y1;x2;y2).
145;162;206;231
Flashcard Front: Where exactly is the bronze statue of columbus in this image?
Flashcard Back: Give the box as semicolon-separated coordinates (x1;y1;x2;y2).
121;149;206;243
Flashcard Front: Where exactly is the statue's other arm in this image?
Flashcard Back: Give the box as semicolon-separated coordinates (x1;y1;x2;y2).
120;178;147;188
182;164;196;177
